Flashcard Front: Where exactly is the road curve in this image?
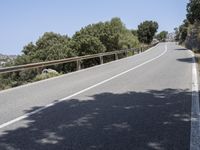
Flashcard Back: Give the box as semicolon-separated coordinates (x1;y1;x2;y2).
0;42;198;150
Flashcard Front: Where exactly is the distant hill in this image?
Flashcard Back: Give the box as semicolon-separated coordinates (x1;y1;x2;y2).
0;53;17;60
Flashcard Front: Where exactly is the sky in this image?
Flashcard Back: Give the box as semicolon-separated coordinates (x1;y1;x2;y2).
0;0;188;55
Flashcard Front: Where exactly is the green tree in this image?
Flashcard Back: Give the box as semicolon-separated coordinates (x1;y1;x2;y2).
185;22;200;51
187;0;200;24
22;42;36;55
71;34;106;56
156;31;168;42
72;18;139;52
174;27;180;42
17;32;75;63
137;21;159;44
131;29;138;37
178;20;190;44
33;32;74;61
119;30;139;49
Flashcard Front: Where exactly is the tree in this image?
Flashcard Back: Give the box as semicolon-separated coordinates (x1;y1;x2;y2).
174;28;180;42
156;31;168;42
71;34;106;56
187;0;200;24
119;30;139;49
178;20;190;44
137;21;159;44
131;29;138;37
72;18;139;52
185;22;200;51
22;42;36;55
34;32;74;61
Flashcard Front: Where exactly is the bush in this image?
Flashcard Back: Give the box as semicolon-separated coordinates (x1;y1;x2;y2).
34;71;60;81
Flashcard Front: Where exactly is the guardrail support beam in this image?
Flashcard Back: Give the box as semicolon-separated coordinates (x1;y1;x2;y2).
100;56;103;64
76;60;81;70
125;51;128;57
115;53;118;60
132;50;135;55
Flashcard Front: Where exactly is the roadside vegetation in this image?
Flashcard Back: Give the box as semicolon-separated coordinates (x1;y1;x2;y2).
156;31;168;42
0;17;159;90
174;0;200;73
175;0;200;52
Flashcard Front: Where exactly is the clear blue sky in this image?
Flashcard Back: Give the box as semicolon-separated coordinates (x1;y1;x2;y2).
0;0;188;55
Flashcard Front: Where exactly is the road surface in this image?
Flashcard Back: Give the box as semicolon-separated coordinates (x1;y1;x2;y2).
0;42;199;150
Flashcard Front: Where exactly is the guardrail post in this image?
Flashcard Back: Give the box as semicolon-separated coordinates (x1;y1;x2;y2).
125;51;128;57
37;67;43;74
138;48;140;54
115;53;118;60
76;59;81;70
100;56;103;64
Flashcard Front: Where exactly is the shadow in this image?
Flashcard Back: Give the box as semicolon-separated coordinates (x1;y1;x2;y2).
175;48;188;51
0;89;191;150
177;57;194;63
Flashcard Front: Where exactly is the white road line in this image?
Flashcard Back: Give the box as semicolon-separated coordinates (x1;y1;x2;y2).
190;51;200;150
0;44;167;129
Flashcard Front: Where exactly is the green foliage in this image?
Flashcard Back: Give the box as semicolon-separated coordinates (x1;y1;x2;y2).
15;55;32;65
72;18;139;52
26;32;75;62
71;34;106;56
174;27;180;42
119;30;139;49
131;30;138;37
185;22;200;51
14;32;75;65
137;21;159;44
187;0;200;24
177;20;190;44
156;31;168;42
34;72;60;81
175;0;200;51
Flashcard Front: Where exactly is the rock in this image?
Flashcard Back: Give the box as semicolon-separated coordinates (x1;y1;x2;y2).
42;69;58;74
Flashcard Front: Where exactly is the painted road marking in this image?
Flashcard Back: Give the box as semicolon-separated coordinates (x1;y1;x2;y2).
190;51;200;150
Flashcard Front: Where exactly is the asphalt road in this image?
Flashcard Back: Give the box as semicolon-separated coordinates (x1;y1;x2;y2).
0;42;198;150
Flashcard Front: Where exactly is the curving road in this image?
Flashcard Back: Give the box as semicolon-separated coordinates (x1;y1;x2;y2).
0;42;199;150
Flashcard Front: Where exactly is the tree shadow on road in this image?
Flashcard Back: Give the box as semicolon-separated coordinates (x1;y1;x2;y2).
175;48;188;51
177;57;194;63
0;89;191;150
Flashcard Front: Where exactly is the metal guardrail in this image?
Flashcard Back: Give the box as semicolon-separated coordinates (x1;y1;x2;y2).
0;43;158;74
